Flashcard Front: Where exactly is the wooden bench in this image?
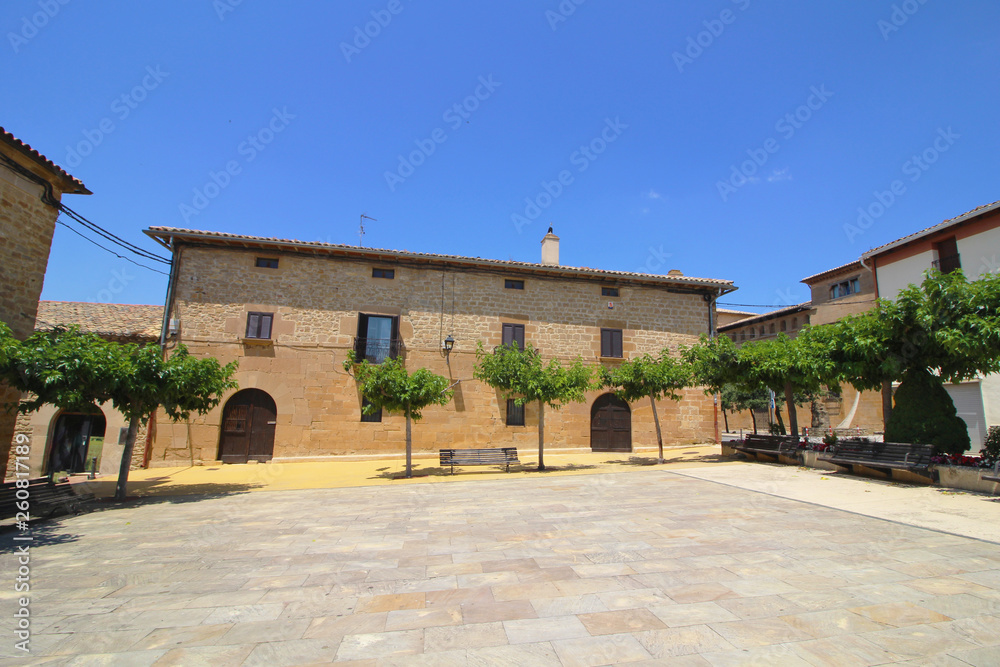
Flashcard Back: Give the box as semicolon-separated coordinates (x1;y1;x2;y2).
732;435;800;460
981;461;1000;483
0;478;94;521
439;448;519;474
819;440;935;475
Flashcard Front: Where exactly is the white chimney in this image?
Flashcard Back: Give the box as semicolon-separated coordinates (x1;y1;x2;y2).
541;227;559;266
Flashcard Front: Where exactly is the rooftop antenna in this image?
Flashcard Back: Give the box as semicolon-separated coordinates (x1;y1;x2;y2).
359;213;377;247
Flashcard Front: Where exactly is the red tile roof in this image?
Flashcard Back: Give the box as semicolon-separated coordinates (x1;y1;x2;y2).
35;302;163;341
861;199;1000;259
145;227;737;291
0;127;90;194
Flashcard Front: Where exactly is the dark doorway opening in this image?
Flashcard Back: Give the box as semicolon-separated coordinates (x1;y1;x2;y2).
48;411;107;474
591;394;632;452
218;389;277;463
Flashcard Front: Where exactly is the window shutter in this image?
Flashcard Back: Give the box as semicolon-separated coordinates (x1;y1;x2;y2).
260;314;272;339
246;313;259;338
502;324;524;350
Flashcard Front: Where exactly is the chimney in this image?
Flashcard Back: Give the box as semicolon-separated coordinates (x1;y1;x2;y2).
541;226;559;266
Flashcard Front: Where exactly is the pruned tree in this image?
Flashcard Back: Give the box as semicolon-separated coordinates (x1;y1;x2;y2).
598;352;690;463
0;324;239;500
719;384;771;434
343;350;452;478
474;342;592;471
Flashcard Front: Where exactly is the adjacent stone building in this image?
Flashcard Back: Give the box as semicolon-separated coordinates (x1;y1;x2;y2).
13;302;163;479
0;128;90;478
143;227;735;466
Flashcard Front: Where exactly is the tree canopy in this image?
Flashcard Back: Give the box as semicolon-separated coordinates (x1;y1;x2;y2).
343;350;452;477
598;352;690;462
474;342;592;470
0;323;238;500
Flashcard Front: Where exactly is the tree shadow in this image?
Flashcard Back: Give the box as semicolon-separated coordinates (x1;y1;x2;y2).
604;452;733;467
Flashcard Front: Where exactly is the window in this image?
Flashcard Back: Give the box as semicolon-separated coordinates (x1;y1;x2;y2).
933;237;961;273
360;397;382;423
780;320;787;332
749;329;755;339
829;276;861;300
740;331;746;342
506;399;525;426
505;279;524;290
355;313;400;363
769;323;775;334
245;312;273;339
502;323;525;350
255;257;279;269
759;326;765;337
602;287;619;297
372;268;395;279
792;317;798;330
601;328;623;358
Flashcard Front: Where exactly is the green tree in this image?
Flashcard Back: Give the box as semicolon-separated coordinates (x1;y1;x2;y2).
343;351;453;478
474;342;592;471
598;352;690;462
0;324;239;500
822;270;1000;448
719;384;771;434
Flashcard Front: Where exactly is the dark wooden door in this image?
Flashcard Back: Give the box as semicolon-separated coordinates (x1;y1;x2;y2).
219;390;276;463
591;394;631;452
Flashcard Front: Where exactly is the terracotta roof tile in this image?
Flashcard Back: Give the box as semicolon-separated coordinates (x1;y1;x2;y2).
144;227;736;290
0;127;90;194
35;302;163;340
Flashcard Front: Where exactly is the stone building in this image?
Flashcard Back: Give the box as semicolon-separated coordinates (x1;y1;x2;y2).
0;128;90;477
143;226;735;466
12;302;163;480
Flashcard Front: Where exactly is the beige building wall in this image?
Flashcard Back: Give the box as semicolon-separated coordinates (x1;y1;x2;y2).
150;245;723;466
0;135;89;479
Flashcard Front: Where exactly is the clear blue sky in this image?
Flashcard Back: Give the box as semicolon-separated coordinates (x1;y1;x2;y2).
5;1;998;313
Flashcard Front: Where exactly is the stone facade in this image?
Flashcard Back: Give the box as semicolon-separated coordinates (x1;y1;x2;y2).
0;129;90;477
146;229;735;466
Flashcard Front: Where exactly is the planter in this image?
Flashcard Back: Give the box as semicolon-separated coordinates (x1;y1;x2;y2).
799;450;842;471
934;465;1000;494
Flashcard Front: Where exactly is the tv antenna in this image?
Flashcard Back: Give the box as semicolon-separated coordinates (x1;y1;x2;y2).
359;213;377;247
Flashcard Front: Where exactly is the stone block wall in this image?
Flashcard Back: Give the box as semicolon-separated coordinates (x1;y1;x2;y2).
149;246;721;465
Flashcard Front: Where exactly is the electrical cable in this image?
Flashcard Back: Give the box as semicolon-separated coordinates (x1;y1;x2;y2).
55;220;169;275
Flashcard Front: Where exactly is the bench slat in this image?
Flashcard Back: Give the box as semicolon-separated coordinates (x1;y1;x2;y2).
440;448;519;474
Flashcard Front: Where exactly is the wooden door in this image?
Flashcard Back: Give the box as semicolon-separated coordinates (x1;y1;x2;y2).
219;390;276;463
591;394;631;452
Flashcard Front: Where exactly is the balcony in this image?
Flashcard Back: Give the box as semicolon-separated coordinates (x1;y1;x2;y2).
353;337;403;364
932;253;962;274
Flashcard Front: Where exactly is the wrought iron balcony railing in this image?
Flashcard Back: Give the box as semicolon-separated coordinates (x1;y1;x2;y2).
353;337;403;364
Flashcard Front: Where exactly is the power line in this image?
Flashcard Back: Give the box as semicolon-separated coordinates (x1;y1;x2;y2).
59;204;170;264
55;220;169;276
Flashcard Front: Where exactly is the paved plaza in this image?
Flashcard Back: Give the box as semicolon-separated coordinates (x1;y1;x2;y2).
3;462;1000;666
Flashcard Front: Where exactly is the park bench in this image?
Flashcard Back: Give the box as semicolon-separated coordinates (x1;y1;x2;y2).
981;461;1000;484
0;478;94;522
732;434;800;460
819;440;935;476
439;448;520;474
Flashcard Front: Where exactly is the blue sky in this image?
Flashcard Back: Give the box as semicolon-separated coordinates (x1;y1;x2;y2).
5;1;998;313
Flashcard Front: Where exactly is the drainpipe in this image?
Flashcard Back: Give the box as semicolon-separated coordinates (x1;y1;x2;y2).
159;244;182;348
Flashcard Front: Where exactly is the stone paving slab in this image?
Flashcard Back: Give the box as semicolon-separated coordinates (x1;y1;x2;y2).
1;468;999;665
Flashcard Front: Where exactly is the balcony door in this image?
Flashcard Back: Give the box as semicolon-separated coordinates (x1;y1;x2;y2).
357;314;400;363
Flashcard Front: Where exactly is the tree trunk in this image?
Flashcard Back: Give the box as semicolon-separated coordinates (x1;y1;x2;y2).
405;408;413;478
537;400;545;471
114;411;142;501
650;393;664;463
785;382;799;439
881;380;894;431
774;403;786;435
750;410;757;435
722;407;729;434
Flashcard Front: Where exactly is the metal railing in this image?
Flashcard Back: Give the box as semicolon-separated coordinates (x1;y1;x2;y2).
353;337;403;363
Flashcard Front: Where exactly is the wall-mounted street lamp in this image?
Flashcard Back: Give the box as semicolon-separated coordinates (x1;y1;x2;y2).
443;335;455;359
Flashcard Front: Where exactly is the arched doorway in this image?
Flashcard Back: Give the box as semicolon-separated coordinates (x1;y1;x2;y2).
48;411;107;474
218;389;277;463
591;394;631;452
